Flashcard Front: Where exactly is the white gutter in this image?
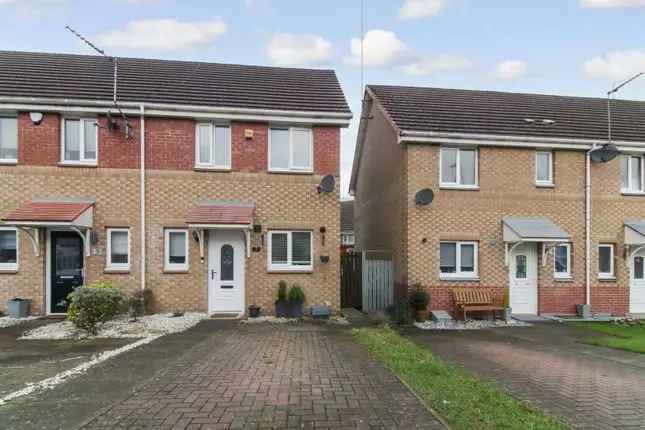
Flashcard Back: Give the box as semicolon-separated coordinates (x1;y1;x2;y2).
140;105;146;293
0;96;353;125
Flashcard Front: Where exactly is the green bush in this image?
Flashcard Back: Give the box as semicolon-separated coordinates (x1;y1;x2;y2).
277;280;288;302
408;284;430;311
288;285;305;303
386;299;412;325
67;282;126;335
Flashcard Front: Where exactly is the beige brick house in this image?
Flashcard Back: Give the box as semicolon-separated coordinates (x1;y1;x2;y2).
351;85;645;317
0;51;351;317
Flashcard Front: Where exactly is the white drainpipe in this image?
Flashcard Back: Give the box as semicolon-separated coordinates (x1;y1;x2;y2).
140;105;146;292
585;145;598;307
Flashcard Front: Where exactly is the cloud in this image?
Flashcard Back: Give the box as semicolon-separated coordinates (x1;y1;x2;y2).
584;50;645;79
399;0;446;19
345;29;414;67
96;18;227;52
266;33;333;67
403;54;473;76
581;0;645;7
491;60;528;80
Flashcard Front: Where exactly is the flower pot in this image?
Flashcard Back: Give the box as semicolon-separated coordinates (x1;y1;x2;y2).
289;301;303;318
415;309;429;323
248;306;261;318
275;300;289;318
7;298;31;319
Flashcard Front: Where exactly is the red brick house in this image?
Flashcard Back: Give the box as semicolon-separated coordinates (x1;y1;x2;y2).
351;85;645;317
0;50;351;317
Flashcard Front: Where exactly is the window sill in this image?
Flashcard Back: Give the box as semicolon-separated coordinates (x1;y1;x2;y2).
621;191;645;196
58;162;98;168
194;166;231;172
268;169;314;175
439;276;480;282
268;268;314;274
104;268;131;274
0;269;18;274
598;276;616;282
439;185;479;191
535;182;555;188
163;269;190;274
554;277;573;283
0;159;17;165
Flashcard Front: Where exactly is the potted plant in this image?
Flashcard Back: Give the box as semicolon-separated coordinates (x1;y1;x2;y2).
409;284;430;322
248;304;261;318
288;285;305;318
503;290;512;323
275;281;289;317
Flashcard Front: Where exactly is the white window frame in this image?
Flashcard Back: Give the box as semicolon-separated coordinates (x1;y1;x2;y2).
268;127;314;173
341;232;355;246
164;229;189;272
106;228;130;271
0;226;19;272
553;243;572;279
0;115;18;164
439;241;478;279
195;122;231;170
598;244;615;279
439;147;478;189
60;117;98;165
535;150;553;186
267;230;313;272
621;154;644;194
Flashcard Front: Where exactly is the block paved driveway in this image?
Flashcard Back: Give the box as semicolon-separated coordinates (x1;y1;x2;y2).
404;322;645;430
82;321;444;430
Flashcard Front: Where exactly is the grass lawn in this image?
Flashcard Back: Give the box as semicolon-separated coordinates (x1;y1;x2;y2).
570;321;645;354
353;326;569;430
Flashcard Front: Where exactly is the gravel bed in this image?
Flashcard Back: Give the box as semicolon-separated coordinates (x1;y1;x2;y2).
414;318;531;330
20;313;208;340
0;316;39;328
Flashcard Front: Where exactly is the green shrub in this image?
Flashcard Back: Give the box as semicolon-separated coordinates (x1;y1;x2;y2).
288;285;305;303
386;299;412;325
277;281;288;302
67;282;126;335
408;284;430;311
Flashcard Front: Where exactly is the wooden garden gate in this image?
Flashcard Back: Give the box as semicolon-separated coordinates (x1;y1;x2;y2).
341;252;362;309
361;251;393;312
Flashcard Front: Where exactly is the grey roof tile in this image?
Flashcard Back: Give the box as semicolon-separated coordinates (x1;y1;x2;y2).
0;51;351;114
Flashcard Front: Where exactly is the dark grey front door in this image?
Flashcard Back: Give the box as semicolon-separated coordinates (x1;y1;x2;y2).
50;231;84;313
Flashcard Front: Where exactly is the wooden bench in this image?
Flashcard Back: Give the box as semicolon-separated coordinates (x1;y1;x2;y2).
452;289;504;321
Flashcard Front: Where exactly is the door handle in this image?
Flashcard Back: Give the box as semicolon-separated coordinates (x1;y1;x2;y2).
211;270;216;280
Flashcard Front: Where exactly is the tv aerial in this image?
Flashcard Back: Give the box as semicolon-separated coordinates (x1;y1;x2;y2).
65;25;133;139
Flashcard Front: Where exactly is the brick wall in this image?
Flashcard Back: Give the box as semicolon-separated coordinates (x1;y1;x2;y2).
314;127;341;175
145;117;195;171
98;115;141;169
231;122;267;173
19;113;60;166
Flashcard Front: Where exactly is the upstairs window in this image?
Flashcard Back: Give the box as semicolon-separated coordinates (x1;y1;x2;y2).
621;155;643;193
62;118;97;164
268;231;313;271
440;241;478;279
106;228;130;271
196;123;231;169
598;244;614;279
269;127;313;172
535;151;553;186
440;147;477;188
554;243;571;279
0;116;18;162
0;227;18;271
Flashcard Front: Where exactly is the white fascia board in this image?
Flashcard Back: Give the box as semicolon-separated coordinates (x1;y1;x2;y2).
399;130;645;151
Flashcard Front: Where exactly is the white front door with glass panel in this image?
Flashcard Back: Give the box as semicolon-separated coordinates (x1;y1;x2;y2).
208;231;245;314
509;243;538;314
630;250;645;314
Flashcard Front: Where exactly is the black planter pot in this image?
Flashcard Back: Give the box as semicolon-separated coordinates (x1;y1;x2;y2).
289;301;304;318
248;306;261;318
275;300;289;318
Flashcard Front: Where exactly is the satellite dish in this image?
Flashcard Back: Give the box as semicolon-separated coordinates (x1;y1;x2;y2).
415;188;434;205
590;143;621;163
317;175;335;193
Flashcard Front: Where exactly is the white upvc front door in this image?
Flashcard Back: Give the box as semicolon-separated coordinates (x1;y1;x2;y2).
630;250;645;314
509;243;538;314
208;230;245;315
